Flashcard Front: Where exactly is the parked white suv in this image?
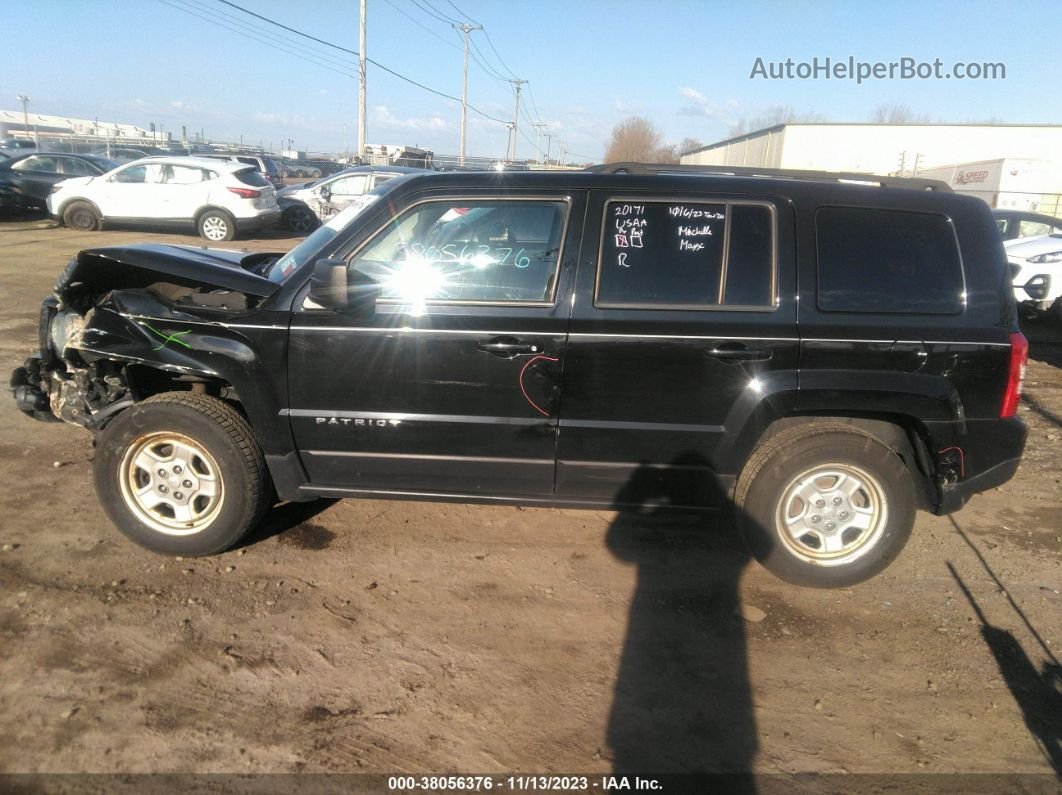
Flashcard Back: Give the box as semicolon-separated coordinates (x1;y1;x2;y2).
1006;232;1062;320
48;156;281;241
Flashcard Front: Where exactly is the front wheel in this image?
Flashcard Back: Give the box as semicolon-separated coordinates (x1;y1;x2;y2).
93;393;272;555
63;201;101;231
283;204;318;234
198;209;237;241
734;426;915;588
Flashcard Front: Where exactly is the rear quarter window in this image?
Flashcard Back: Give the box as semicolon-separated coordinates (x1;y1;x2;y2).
234;168;270;187
816;207;965;314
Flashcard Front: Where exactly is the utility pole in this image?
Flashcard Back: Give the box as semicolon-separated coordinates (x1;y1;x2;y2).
531;122;545;164
558;142;566;167
16;94;34;147
357;0;367;161
453;22;482;167
544;134;552;166
508;79;526;161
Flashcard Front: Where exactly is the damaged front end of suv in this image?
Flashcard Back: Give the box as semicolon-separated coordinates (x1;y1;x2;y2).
11;243;281;430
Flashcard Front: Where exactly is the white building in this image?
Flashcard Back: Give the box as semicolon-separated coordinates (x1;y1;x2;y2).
680;123;1062;178
915;158;1062;215
0;109;163;143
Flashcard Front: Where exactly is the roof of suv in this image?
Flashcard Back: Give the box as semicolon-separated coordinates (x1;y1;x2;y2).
133;155;260;174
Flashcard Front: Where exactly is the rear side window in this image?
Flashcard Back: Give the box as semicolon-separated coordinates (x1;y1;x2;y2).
816;207;964;314
595;200;775;309
234;168;269;187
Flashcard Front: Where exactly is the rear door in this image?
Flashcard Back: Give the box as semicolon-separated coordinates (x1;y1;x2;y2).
287;188;585;497
556;191;799;508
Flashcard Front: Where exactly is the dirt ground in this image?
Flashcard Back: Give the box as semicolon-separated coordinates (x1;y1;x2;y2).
0;217;1059;788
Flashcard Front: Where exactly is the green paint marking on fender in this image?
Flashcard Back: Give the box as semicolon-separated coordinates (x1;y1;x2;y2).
141;322;193;351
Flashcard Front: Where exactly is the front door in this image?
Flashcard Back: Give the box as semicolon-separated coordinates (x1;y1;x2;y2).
287;190;585;497
556;191;799;508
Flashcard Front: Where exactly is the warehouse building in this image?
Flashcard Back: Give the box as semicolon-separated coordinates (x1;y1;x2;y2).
680;123;1062;178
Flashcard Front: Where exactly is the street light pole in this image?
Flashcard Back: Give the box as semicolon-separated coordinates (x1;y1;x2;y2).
16;94;34;147
453;23;482;167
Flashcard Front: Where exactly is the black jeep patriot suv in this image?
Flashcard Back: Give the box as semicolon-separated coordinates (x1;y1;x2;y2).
10;163;1028;587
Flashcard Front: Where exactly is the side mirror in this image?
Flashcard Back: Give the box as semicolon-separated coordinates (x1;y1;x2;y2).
308;258;380;313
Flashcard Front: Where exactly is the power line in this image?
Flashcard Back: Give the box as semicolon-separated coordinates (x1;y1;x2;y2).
382;0;460;50
469;39;510;82
445;0;479;24
197;0;509;126
481;29;519;80
408;0;458;25
183;0;355;70
419;0;464;24
214;0;357;54
158;0;355;77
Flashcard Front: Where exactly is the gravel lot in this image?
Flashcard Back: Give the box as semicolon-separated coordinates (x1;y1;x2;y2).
0;216;1059;789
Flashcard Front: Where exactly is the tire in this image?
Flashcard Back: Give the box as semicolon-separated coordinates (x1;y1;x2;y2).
93;392;272;556
308;169;321;178
63;201;101;231
734;424;915;588
283;204;318;234
198;209;236;242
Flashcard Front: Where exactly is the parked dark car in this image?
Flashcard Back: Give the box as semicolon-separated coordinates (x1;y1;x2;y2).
0;152;117;213
993;209;1062;241
11;163;1027;589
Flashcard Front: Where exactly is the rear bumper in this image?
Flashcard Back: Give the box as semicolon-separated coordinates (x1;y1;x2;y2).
236;209;282;231
935;417;1027;513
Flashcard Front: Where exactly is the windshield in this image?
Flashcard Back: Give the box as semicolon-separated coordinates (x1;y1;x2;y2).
267;193;382;282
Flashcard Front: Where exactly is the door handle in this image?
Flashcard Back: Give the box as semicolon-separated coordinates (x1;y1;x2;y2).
477;336;540;358
705;344;773;362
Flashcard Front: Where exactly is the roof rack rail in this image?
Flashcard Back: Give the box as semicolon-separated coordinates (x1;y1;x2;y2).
585;162;952;191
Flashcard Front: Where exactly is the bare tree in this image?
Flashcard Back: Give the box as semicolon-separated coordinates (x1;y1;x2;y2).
728;106;823;138
604;117;663;163
870;102;931;124
653;137;704;164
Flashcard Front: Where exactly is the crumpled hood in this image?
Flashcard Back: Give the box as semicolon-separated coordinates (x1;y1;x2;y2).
55;243;281;306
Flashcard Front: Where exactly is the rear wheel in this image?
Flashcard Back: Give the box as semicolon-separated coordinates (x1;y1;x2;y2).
93;393;272;556
198;209;236;242
734;425;915;587
63;201;101;231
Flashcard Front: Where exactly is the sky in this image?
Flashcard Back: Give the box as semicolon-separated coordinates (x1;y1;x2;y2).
1;0;1057;162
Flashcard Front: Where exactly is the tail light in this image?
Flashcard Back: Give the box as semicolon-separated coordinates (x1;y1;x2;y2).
227;187;260;199
1000;331;1028;418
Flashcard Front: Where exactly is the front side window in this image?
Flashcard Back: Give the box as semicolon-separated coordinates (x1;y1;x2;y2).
350;199;567;305
114;164;164;184
329;175;369;197
816;207;964;314
14;156;57;172
596;200;775;309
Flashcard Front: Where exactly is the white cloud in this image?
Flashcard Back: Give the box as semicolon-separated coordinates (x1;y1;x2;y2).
372;105;448;132
677;87;744;121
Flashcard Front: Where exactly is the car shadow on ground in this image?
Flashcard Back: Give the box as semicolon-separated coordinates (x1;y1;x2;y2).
1022;317;1062;369
603;456;758;790
236;498;340;549
948;518;1062;775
